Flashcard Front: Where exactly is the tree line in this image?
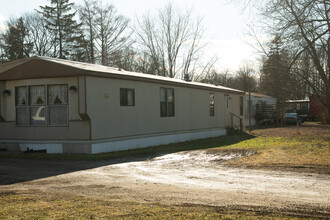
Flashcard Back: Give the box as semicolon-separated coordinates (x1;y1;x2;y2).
0;0;259;90
0;0;215;81
0;0;329;121
259;0;329;122
229;0;329;122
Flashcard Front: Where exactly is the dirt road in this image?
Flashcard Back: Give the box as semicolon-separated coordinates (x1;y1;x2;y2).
1;150;329;217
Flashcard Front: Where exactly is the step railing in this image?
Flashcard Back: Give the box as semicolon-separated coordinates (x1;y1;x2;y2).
230;112;243;132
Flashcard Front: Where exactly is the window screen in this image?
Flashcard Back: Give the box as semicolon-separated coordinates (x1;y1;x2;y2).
240;96;243;116
210;93;215;116
120;88;135;106
48;85;68;126
160;88;175;117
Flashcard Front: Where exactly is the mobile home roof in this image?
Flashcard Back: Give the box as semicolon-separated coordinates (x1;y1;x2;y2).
0;56;244;95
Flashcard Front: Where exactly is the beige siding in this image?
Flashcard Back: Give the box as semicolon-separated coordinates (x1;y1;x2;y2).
0;81;6;121
86;76;243;140
0;121;90;140
0;77;91;141
2;77;80;121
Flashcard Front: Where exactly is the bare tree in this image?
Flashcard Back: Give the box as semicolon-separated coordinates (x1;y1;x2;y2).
77;0;132;66
76;0;97;63
23;12;54;57
94;1;131;66
236;61;258;92
266;0;330;122
193;56;219;81
199;69;237;88
135;14;166;76
135;2;206;79
238;0;330;122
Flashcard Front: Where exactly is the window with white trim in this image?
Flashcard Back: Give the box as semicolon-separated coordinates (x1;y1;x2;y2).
15;84;68;126
15;86;29;126
48;85;68;125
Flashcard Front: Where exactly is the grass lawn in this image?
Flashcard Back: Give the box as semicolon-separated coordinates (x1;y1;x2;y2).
1;125;329;219
0;192;312;220
220;135;330;173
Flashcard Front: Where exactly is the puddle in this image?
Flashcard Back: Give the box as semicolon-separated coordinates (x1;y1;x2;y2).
110;150;329;198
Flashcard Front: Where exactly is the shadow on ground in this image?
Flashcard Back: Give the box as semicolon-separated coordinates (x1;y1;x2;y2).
0;133;255;185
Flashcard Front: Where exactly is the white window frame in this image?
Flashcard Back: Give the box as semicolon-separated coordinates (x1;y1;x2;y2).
15;84;69;127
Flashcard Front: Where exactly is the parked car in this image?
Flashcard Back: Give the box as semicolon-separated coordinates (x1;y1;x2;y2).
284;113;303;125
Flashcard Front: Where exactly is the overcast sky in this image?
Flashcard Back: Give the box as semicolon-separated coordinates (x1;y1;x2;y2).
0;0;259;73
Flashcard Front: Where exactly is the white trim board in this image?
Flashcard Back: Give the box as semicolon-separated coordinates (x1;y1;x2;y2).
91;129;226;154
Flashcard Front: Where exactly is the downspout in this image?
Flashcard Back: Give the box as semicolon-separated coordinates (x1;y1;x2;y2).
0;81;5;122
78;76;91;141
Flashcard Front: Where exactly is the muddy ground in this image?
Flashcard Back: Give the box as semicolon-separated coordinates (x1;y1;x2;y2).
0;123;329;218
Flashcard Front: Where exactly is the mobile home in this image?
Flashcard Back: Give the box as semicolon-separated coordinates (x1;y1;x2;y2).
0;57;244;154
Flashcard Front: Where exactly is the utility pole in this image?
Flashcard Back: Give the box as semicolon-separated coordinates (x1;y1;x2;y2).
249;91;251;132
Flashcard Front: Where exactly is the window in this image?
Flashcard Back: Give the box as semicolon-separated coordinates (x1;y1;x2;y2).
209;93;215;116
15;87;28;125
160;88;174;117
120;88;135;106
301;103;308;110
15;84;68;126
48;85;68;126
240;96;243;116
29;85;46;125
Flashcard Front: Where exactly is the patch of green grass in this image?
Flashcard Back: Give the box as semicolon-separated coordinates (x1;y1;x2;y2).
220;135;330;172
0;193;313;219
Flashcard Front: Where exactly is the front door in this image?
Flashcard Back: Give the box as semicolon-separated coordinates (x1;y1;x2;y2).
224;95;232;127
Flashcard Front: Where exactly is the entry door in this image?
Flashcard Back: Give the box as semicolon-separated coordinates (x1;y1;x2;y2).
224;95;232;127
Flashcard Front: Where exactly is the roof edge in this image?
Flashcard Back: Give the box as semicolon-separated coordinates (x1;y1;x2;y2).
0;56;245;95
0;57;38;75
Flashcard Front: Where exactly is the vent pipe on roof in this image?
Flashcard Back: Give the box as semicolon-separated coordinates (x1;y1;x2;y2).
184;74;191;82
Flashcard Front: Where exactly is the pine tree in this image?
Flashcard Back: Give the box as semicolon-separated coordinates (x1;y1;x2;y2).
38;0;83;59
260;36;292;102
0;17;32;61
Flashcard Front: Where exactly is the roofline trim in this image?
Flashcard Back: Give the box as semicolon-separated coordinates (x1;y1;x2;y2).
0;56;245;95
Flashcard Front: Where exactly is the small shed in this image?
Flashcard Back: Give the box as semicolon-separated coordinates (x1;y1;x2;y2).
244;92;277;126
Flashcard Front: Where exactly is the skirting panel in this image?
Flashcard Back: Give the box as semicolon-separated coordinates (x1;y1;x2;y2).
91;129;226;154
1;129;226;154
19;143;63;154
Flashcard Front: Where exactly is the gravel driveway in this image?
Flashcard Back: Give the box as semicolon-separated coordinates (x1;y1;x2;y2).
1;149;329;217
